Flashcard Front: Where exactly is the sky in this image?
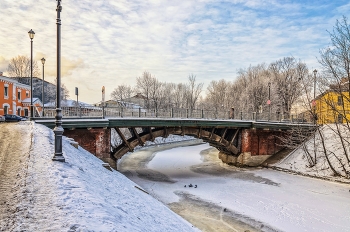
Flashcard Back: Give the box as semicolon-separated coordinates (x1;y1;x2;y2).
1;0;350;104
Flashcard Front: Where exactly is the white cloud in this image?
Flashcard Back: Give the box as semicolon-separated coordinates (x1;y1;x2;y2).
0;0;348;103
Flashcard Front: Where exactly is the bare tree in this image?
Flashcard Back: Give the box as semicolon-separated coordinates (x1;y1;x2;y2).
7;55;40;77
227;64;272;119
136;71;156;109
162;83;176;110
111;85;133;102
149;79;164;112
206;79;229;112
317;16;350;169
187;74;203;113
269;57;309;119
173;83;188;109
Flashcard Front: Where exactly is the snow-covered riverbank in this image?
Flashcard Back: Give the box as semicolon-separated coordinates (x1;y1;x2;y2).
0;122;198;231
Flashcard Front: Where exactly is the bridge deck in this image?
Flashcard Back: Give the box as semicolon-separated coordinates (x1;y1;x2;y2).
34;117;314;130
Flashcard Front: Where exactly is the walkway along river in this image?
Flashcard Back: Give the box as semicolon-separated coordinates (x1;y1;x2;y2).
117;140;350;232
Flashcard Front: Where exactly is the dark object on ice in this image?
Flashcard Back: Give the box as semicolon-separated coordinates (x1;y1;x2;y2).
184;185;186;187
189;184;193;187
194;185;197;188
224;208;227;212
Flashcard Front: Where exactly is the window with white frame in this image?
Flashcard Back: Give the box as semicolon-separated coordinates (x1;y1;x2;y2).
4;85;9;98
18;90;21;101
26;91;29;98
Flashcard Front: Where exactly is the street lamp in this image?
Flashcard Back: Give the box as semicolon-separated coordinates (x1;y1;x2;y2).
102;86;105;119
52;0;65;162
313;69;317;125
41;57;45;117
268;82;271;121
28;29;35;119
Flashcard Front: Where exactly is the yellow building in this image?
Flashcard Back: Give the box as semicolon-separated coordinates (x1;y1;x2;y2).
315;91;350;124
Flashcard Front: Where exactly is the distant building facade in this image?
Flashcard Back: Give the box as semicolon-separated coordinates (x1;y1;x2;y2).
124;93;147;108
0;73;42;116
315;90;350;124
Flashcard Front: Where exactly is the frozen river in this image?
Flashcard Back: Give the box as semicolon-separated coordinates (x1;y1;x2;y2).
118;141;350;232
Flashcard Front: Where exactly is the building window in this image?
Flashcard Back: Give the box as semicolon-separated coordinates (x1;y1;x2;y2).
17;108;21;116
338;96;343;106
18;91;21;101
338;114;343;123
4;105;8;115
26;91;29;97
24;109;29;117
4;86;8;98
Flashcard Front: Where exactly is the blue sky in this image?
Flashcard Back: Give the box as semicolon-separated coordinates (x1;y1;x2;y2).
1;0;349;103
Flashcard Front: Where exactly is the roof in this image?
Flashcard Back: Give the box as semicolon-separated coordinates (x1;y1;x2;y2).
314;89;350;101
0;76;30;89
22;97;41;103
22;98;43;106
44;99;98;109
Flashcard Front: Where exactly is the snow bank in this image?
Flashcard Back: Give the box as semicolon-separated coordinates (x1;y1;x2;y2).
275;124;350;183
16;122;198;231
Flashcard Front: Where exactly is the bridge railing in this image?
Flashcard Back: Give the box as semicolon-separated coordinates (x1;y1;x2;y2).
35;106;312;123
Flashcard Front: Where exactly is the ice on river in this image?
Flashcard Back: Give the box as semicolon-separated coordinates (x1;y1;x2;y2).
123;143;350;232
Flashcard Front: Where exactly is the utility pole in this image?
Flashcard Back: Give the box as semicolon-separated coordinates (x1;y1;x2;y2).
313;69;317;125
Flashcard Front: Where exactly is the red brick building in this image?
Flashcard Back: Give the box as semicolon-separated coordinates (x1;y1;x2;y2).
0;72;42;116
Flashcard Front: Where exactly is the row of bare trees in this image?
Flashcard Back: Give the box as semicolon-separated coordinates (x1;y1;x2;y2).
203;57;312;120
110;57;313;121
110;72;203;114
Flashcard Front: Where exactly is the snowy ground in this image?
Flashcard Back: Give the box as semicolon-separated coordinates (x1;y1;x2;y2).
2;121;350;231
0;122;198;232
275;124;350;183
119;143;350;232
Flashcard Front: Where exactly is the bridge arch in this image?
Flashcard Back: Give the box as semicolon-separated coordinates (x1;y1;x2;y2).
111;126;241;161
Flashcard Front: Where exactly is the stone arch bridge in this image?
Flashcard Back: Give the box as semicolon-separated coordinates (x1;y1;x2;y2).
35;118;314;169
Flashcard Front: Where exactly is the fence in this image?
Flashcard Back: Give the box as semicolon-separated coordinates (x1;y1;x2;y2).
34;106;312;123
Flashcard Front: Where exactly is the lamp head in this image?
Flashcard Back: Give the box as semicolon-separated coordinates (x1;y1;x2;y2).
41;57;46;65
28;29;35;40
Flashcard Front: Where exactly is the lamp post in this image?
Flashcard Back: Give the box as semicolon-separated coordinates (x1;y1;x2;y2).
52;0;65;162
102;86;105;119
268;82;271;121
313;69;317;125
41;57;46;117
28;29;35;119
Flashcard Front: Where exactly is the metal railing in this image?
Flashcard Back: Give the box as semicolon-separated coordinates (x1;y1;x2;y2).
34;106;312;123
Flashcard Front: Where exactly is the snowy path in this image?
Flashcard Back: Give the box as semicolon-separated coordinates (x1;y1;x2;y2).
0;122;32;231
0;122;199;231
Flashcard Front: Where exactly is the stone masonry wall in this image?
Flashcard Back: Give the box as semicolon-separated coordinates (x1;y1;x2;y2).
63;128;111;159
